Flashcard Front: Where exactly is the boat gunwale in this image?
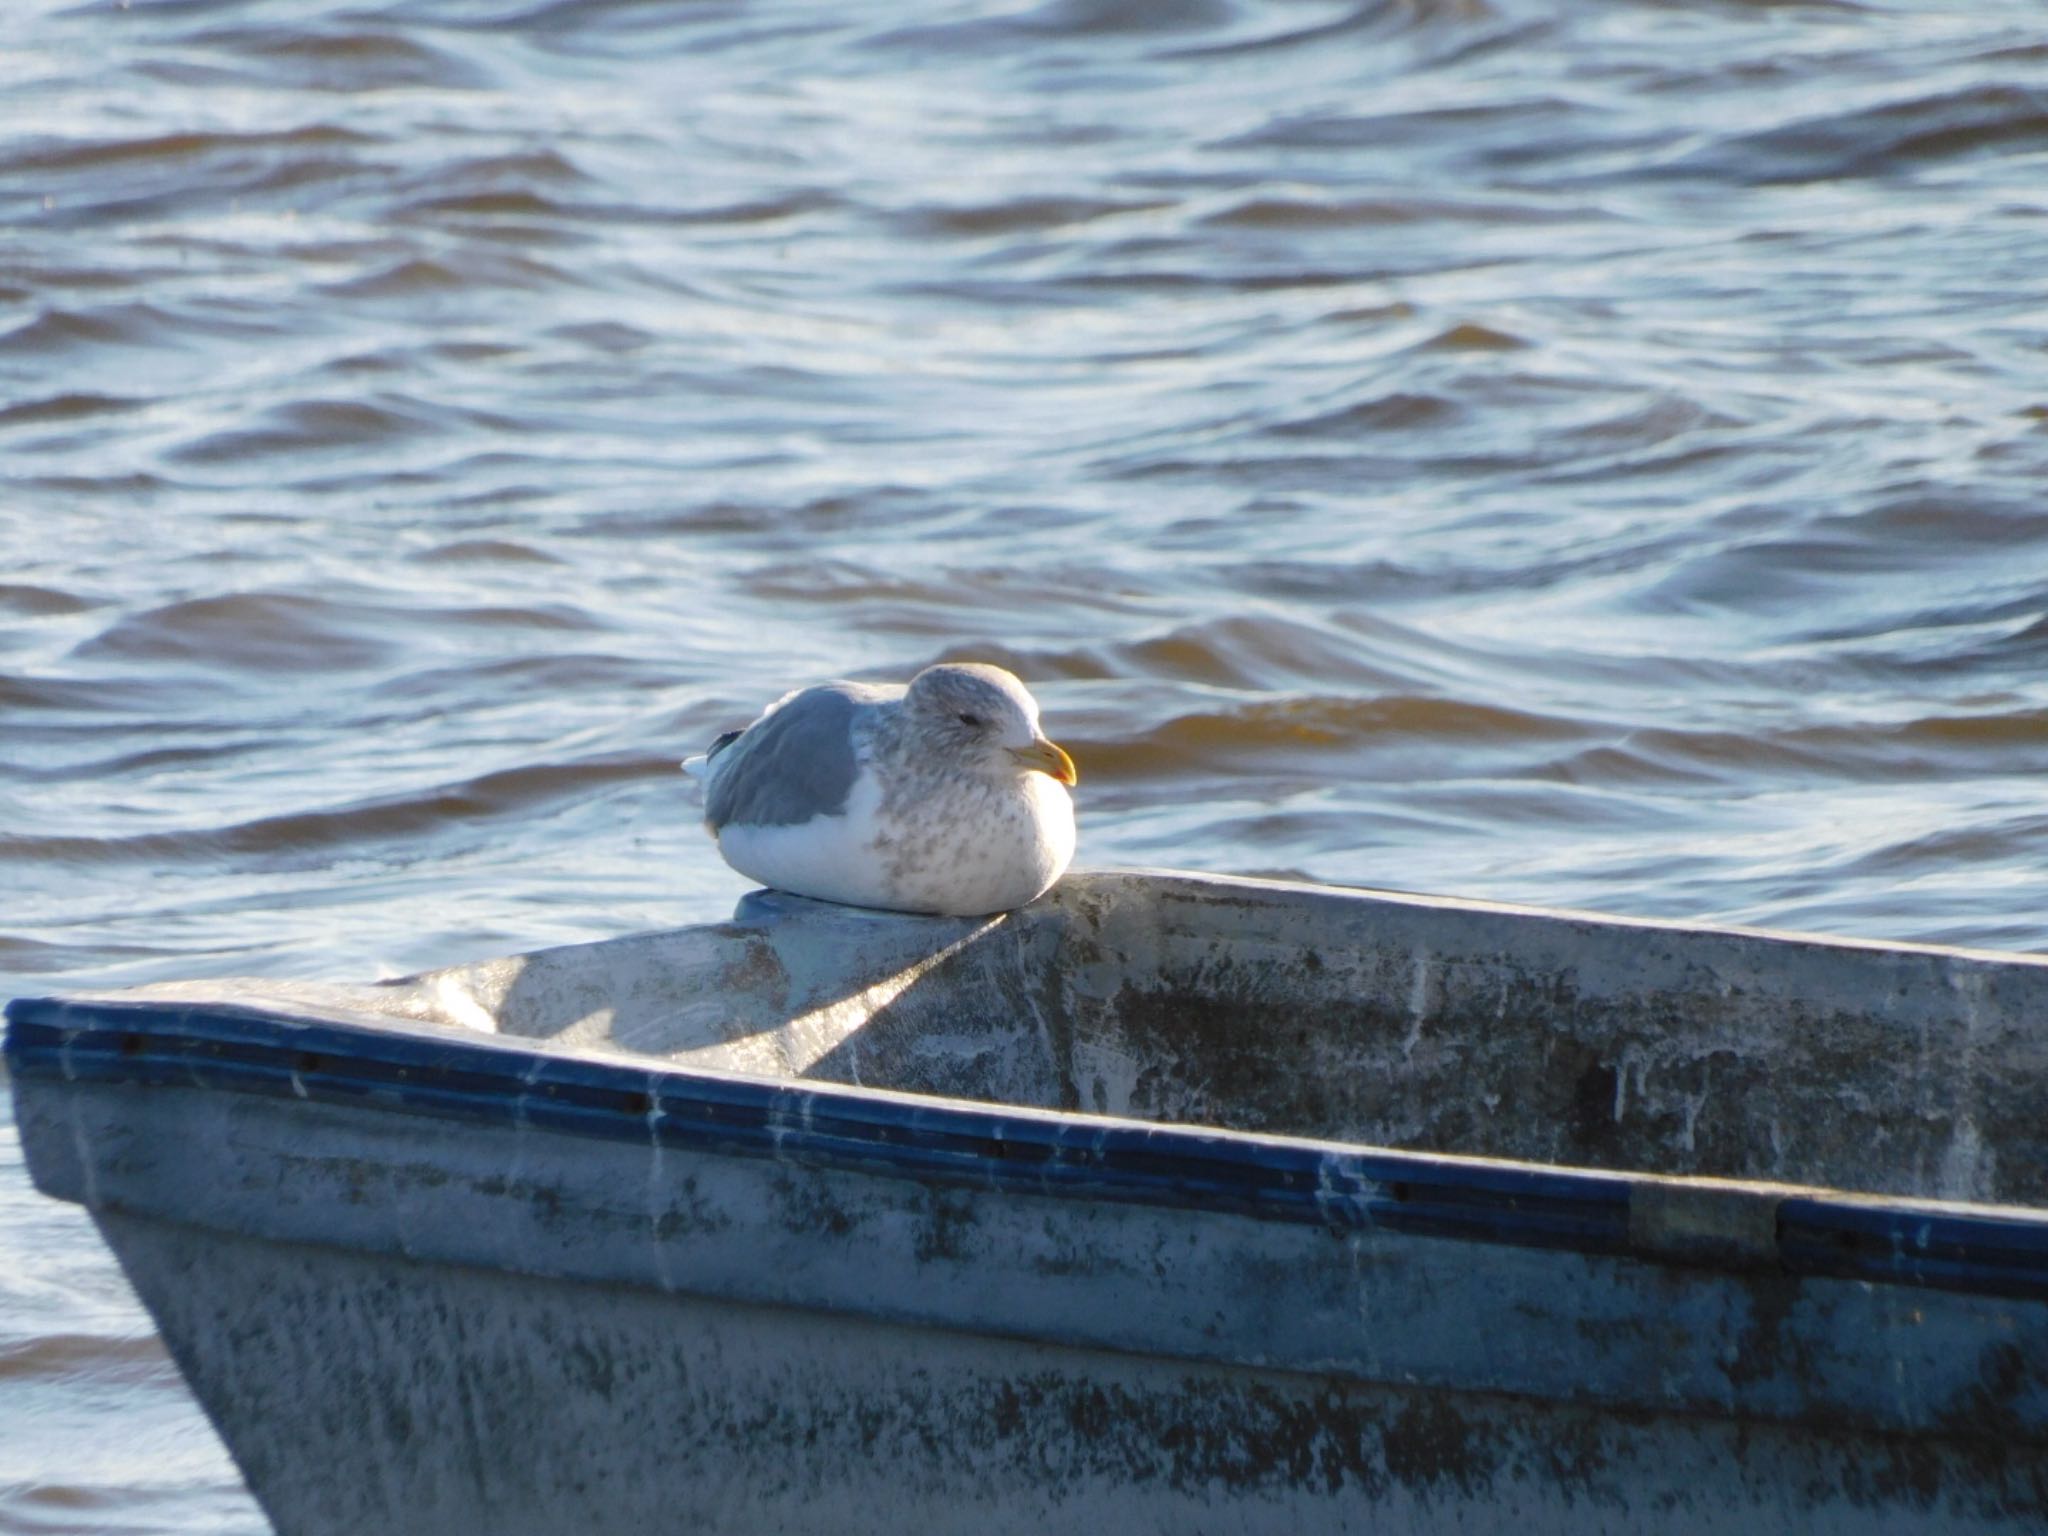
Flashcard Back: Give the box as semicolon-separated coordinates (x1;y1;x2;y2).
1112;866;2048;970
8;993;2048;1300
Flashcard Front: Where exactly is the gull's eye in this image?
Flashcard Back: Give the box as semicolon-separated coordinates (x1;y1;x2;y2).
957;712;984;728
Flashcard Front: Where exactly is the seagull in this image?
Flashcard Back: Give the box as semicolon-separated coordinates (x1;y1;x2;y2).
682;663;1078;917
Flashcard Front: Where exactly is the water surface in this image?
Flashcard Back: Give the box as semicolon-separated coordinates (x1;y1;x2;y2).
7;0;2048;1527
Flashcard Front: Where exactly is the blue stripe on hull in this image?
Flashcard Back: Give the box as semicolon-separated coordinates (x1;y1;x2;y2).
10;994;2048;1299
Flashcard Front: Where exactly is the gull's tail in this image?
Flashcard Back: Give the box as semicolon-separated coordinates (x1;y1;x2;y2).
679;728;743;782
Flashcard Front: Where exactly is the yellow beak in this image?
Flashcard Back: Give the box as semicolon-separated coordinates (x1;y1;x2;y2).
1010;737;1078;786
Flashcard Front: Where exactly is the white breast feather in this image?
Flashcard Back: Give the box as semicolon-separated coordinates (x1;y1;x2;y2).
713;768;1075;917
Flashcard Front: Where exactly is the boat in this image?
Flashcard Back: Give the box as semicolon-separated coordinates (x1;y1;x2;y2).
8;868;2048;1534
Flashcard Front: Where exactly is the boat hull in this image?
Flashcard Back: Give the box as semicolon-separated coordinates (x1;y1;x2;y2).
94;1210;2044;1536
12;871;2048;1532
15;1048;2048;1535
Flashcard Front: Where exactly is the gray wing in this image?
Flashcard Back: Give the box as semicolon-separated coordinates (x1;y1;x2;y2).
704;682;874;831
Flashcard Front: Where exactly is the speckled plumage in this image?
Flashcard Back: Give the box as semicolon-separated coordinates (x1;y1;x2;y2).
682;664;1077;916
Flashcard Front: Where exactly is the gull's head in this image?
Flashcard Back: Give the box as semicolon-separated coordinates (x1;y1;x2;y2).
905;663;1078;786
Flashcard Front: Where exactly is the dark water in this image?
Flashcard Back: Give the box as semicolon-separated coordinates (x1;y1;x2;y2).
6;0;2048;1526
